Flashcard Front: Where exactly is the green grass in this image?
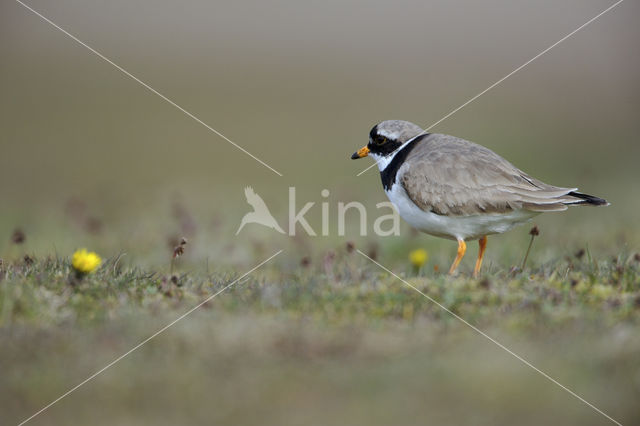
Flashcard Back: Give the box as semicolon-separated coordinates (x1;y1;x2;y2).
2;240;640;425
3;246;640;327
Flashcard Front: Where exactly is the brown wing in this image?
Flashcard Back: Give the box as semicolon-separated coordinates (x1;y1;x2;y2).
399;134;579;216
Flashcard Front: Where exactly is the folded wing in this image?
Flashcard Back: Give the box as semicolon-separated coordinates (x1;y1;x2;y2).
399;134;583;216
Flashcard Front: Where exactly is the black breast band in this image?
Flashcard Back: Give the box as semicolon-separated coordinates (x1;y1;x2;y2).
380;134;429;191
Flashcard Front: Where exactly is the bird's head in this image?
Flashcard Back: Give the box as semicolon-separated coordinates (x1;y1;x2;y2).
351;120;424;165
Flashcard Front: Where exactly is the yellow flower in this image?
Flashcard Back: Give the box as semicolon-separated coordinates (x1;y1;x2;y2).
72;249;102;274
409;249;428;268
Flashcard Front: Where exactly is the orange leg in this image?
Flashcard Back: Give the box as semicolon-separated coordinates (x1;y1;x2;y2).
473;236;488;278
448;239;467;275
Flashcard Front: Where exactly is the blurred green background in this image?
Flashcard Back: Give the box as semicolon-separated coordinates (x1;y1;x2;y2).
1;0;639;424
1;0;639;258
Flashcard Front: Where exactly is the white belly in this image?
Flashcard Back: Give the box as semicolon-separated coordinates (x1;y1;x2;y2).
386;184;538;241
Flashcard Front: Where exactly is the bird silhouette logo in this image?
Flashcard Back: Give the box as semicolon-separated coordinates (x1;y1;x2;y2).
236;187;285;235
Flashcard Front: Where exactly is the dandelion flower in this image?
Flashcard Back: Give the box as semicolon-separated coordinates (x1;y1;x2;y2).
409;249;428;269
72;249;101;274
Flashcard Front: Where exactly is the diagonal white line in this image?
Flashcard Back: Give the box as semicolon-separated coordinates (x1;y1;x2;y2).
419;0;624;135
17;250;283;426
357;0;625;176
14;0;283;177
356;160;379;177
356;249;622;426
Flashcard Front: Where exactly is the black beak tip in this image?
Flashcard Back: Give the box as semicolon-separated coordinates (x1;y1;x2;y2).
351;152;359;160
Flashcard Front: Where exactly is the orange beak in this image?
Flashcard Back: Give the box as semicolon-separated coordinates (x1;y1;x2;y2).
351;146;369;159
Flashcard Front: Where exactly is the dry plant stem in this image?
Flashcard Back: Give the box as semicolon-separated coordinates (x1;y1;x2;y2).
170;238;187;275
521;235;536;271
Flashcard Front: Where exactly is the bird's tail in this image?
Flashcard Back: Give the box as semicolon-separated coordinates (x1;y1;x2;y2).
565;191;609;206
235;217;248;235
272;222;285;234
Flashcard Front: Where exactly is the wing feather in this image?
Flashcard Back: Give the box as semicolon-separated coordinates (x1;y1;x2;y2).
399;134;578;216
245;186;269;211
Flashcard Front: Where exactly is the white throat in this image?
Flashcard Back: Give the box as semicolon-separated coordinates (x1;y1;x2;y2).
370;152;394;171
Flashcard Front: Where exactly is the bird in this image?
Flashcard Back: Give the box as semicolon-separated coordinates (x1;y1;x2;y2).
351;120;608;277
236;186;285;235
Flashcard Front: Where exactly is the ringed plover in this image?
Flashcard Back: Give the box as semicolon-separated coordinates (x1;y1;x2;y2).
351;120;608;277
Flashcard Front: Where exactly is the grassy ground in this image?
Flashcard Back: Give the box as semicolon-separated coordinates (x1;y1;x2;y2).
2;226;639;425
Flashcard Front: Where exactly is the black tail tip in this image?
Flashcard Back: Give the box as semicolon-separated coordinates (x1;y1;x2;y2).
568;191;609;206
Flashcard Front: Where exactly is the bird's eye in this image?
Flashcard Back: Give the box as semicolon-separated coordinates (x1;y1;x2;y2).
374;136;387;145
